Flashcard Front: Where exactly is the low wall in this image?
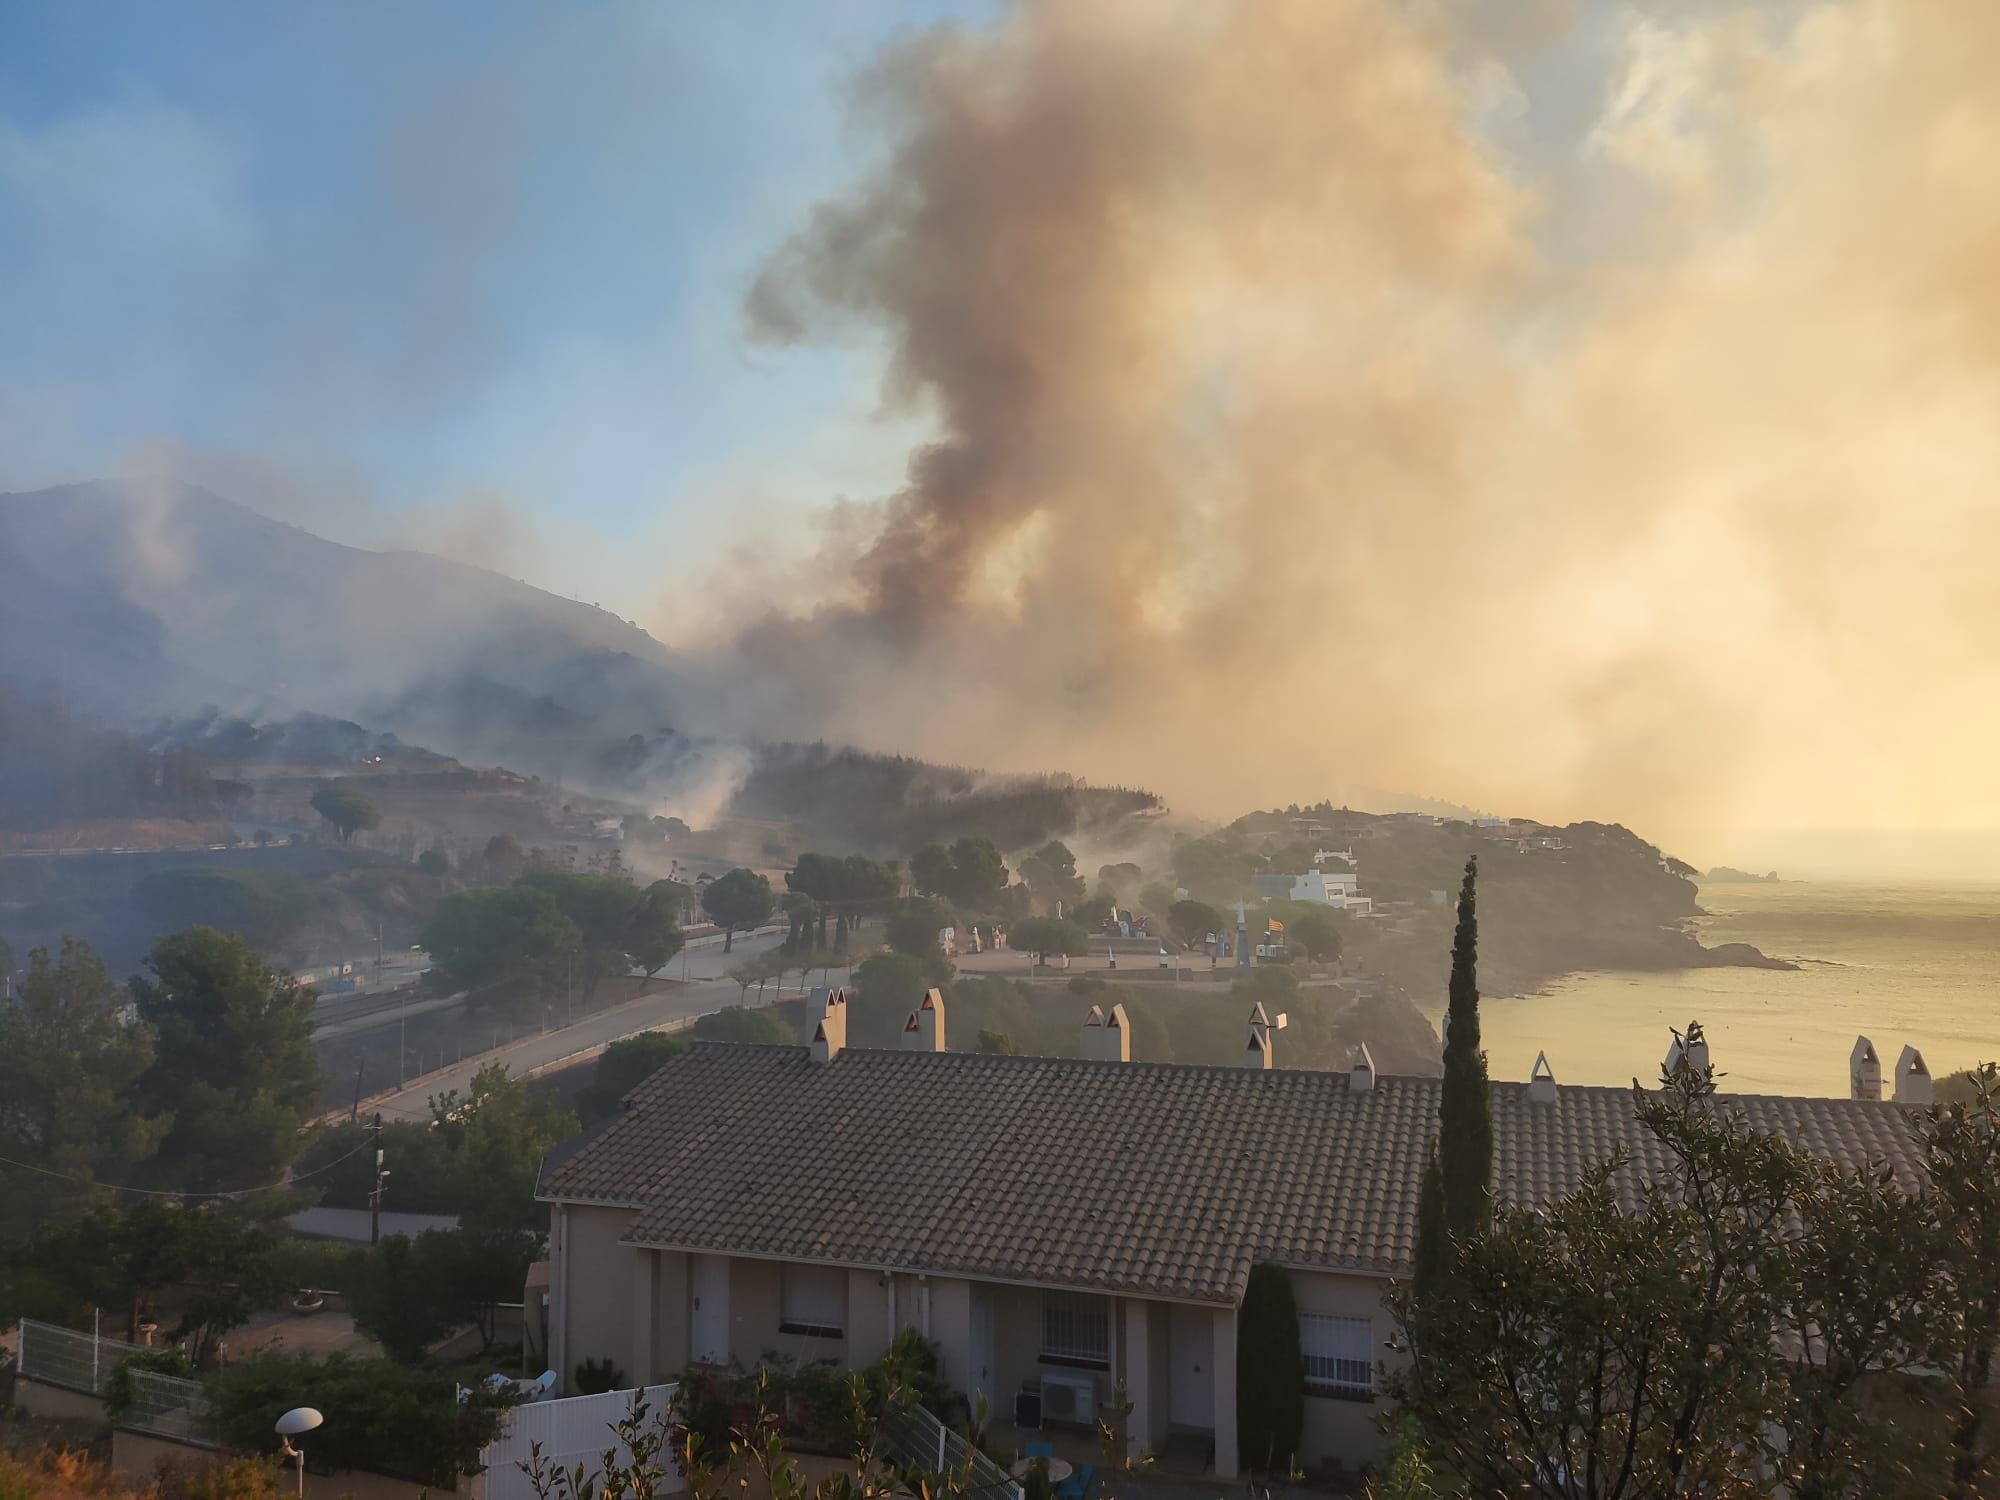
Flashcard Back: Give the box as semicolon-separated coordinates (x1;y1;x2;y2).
13;1376;110;1427
112;1428;483;1500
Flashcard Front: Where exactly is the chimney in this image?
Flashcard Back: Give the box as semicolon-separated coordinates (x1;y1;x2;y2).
1895;1045;1932;1106
810;986;848;1065
1665;1022;1710;1078
1241;1002;1285;1068
918;987;946;1051
1527;1050;1557;1105
1850;1036;1884;1100
1348;1042;1376;1093
1082;1002;1131;1062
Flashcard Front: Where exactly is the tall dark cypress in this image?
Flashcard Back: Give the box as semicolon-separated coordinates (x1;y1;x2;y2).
1413;856;1492;1304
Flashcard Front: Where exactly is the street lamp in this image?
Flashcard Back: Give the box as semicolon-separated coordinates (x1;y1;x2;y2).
275;1407;324;1497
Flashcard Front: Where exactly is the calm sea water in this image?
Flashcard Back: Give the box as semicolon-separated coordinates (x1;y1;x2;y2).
1426;882;2000;1098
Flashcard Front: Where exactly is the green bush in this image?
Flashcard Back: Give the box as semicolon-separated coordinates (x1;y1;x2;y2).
574;1355;626;1394
205;1352;509;1487
104;1347;197;1420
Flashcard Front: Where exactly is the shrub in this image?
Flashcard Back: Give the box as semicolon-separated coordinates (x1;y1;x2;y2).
205;1353;509;1487
574;1355;626;1395
105;1347;198;1420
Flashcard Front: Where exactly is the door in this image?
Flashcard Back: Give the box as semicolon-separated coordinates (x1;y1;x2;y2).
691;1254;729;1365
969;1286;996;1406
1169;1304;1214;1429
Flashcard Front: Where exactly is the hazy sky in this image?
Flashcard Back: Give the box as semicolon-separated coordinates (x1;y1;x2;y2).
0;0;985;592
3;1;1996;850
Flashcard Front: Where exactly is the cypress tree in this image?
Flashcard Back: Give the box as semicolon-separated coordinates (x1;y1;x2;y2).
1237;1263;1305;1474
1413;856;1492;1304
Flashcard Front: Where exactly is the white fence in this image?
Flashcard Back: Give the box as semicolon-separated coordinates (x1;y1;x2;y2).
877;1402;1022;1500
16;1318;142;1396
482;1383;682;1500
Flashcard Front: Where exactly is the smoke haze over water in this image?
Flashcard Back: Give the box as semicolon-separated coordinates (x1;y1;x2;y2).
700;0;2000;848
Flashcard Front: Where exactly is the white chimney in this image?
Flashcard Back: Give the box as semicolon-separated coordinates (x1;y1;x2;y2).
1665;1022;1710;1078
920;987;946;1050
1241;1002;1285;1069
1527;1051;1557;1105
1082;1002;1131;1063
810;986;848;1065
1348;1043;1376;1093
1895;1045;1933;1106
1850;1036;1884;1100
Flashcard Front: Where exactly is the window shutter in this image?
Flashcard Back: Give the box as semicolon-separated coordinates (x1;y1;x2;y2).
781;1265;845;1337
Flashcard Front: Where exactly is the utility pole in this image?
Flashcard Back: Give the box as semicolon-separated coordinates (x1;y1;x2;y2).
349;1059;365;1124
368;1114;387;1245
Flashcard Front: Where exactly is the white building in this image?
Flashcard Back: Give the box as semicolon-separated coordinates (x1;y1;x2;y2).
1289;869;1372;913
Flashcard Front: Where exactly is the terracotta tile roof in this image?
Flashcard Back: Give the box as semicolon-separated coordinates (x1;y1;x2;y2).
539;1043;1927;1305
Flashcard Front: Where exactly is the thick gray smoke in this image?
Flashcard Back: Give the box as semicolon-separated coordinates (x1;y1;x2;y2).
702;0;2000;849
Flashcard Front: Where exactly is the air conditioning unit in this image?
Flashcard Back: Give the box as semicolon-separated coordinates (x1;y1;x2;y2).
1040;1370;1095;1425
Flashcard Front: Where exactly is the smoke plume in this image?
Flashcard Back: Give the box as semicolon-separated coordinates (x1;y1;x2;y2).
709;0;2000;847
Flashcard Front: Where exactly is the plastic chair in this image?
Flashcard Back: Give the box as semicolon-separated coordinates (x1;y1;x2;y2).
1025;1441;1054;1461
1054;1462;1093;1500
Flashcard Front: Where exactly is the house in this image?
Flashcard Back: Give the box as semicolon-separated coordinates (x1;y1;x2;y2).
1287;870;1373;915
538;992;1930;1481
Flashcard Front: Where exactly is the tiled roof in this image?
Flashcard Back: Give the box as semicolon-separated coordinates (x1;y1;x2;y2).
539;1043;1926;1306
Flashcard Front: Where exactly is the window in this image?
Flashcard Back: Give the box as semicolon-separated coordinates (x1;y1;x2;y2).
1299;1314;1374;1399
1040;1292;1111;1366
780;1264;845;1338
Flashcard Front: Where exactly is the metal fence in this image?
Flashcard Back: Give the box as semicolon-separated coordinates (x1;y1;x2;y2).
482;1383;682;1500
16;1318;142;1397
877;1402;1023;1500
121;1370;215;1444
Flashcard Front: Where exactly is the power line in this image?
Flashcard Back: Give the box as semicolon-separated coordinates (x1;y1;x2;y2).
0;1136;375;1201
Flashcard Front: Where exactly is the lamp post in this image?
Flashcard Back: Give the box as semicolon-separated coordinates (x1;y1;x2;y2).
276;1407;324;1497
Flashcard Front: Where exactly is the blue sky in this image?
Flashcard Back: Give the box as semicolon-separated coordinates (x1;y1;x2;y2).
0;1;993;607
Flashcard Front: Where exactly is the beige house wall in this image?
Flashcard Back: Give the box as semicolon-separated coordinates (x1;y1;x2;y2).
547;1226;1398;1479
557;1205;642;1389
1290;1268;1398;1478
728;1256;850;1370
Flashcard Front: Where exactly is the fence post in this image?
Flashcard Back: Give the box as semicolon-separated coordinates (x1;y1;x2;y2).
92;1308;101;1392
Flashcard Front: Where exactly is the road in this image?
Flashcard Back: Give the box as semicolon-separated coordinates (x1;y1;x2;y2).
347;925;792;1122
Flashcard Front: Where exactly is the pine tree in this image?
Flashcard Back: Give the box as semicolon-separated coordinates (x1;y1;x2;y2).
1413;856;1492;1304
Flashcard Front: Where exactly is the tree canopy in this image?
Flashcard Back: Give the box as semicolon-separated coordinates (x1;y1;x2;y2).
701;868;776;952
1287;906;1344;964
422;883;581;1005
907;837;1009;911
131;927;322;1195
1394;1054;2000;1498
1007;916;1091;961
1166;898;1225;949
576;1031;692;1123
424;1063;577;1231
0;939;167;1242
350;1227;539;1360
1016;839;1086;911
310;780;381;843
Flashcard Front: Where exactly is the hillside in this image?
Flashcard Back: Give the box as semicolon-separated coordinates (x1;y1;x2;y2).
0;480;701;771
1196;806;1793;999
732;741;1163;854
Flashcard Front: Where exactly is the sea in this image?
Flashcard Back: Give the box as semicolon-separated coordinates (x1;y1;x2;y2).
1426;881;2000;1098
